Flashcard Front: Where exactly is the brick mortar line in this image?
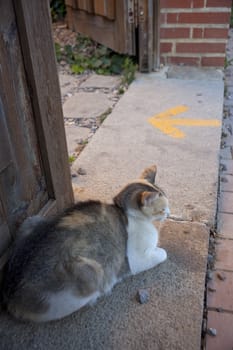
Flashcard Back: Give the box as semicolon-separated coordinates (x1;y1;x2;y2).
160;39;227;43
220;190;233;193
213;268;233;273
207;307;233;315
216;236;233;241
161;24;230;29
161;53;225;57
161;8;231;13
218;210;233;215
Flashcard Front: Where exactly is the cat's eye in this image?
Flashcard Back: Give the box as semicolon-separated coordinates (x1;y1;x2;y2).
158;209;166;214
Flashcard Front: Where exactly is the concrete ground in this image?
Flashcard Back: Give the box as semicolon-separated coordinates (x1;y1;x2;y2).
0;65;224;350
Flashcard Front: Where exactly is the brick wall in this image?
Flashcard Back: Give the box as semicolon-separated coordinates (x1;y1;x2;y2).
160;0;232;67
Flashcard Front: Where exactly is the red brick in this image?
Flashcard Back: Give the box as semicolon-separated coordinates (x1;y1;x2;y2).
166;56;200;66
160;42;173;53
160;0;204;8
167;13;179;23
204;28;229;39
202;56;225;67
220;174;233;191
193;28;204;38
217;212;233;239
160;0;192;8
215;238;233;270
206;311;233;350
220;159;233;174
221;133;233;146
160;27;190;39
167;12;230;24
176;42;226;53
207;271;233;311
220;145;233;159
206;0;231;7
219;191;233;213
193;0;205;7
160;13;167;25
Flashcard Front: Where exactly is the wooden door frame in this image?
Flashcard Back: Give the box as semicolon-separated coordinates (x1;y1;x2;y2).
13;0;74;216
138;0;160;72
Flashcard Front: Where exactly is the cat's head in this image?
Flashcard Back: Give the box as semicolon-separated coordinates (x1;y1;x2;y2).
113;165;170;222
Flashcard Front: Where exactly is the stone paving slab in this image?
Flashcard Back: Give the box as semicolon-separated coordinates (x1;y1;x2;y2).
65;125;90;155
59;73;87;101
80;74;121;90
63;91;112;119
0;220;208;350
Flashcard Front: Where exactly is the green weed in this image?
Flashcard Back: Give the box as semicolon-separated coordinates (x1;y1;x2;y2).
54;34;138;83
50;0;66;22
224;57;233;68
68;155;76;164
98;108;112;124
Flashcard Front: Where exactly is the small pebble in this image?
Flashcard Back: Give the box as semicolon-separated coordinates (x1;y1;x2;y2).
208;254;214;263
207;328;217;337
77;167;87;175
136;289;150;304
216;307;223;313
217;272;226;281
209;236;215;243
207;270;213;281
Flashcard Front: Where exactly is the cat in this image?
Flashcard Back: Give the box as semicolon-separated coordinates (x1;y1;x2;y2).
1;165;170;322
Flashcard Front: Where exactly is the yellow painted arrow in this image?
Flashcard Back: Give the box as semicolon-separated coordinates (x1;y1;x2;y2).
148;105;220;138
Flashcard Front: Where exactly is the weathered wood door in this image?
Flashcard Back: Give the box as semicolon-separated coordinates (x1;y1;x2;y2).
65;0;160;72
0;0;74;264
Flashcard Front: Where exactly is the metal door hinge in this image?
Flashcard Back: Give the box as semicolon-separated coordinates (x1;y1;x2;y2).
128;0;139;27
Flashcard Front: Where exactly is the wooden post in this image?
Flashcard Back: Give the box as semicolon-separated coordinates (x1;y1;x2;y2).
13;0;74;212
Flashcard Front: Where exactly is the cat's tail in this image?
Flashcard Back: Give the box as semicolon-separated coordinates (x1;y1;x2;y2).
17;215;46;239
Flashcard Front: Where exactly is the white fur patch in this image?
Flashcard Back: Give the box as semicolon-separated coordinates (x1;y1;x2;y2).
126;211;167;275
37;290;100;322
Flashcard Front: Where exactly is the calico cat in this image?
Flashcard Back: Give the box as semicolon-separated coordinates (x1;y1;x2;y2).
1;165;170;322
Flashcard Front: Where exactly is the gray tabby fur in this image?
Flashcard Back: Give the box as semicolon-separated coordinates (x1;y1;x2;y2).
1;165;169;322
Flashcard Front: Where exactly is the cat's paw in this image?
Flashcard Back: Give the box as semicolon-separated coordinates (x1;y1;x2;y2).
155;247;167;264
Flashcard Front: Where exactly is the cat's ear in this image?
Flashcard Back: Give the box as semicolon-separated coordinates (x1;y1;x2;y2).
140;191;158;207
140;165;157;184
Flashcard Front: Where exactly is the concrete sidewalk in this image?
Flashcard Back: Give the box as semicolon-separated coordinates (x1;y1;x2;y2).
0;69;224;349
